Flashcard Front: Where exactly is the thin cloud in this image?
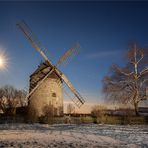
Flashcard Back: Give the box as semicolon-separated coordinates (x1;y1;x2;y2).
85;50;122;60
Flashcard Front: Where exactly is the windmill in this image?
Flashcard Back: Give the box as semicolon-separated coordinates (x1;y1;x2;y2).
16;21;85;117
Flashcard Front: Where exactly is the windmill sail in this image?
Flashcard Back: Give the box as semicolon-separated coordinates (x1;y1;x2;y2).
17;21;85;108
16;21;53;66
54;68;85;106
57;42;80;67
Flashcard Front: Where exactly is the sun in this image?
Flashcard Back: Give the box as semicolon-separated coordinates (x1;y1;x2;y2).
0;49;9;70
0;56;4;68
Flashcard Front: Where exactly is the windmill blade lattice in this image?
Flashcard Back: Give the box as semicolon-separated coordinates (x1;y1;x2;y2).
57;42;80;67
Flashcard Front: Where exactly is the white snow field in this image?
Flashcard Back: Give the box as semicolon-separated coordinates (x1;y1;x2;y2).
0;124;147;148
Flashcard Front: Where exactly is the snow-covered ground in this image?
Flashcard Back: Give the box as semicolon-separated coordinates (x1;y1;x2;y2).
0;123;147;148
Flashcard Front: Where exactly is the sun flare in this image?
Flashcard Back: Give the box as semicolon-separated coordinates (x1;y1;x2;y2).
0;56;4;67
0;49;9;71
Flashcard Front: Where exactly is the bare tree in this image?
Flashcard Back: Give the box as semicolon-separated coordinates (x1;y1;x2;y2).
0;85;27;115
17;89;27;106
0;89;7;113
91;105;107;117
103;43;148;115
67;103;75;114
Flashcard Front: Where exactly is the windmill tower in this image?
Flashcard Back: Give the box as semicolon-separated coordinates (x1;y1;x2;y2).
16;21;85;119
29;61;63;117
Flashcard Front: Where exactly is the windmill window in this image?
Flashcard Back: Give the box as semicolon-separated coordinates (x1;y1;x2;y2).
52;92;56;97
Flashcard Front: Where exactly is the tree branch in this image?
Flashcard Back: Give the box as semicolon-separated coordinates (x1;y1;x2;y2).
115;66;134;76
137;53;144;64
140;67;148;76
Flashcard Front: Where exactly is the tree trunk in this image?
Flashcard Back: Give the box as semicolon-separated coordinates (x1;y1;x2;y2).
134;102;139;116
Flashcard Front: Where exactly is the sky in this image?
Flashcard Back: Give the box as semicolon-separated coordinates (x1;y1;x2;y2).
0;1;148;105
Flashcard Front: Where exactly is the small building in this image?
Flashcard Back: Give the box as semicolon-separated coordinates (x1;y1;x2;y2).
28;61;63;119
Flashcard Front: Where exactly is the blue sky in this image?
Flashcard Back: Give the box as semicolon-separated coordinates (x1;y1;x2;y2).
0;1;148;103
